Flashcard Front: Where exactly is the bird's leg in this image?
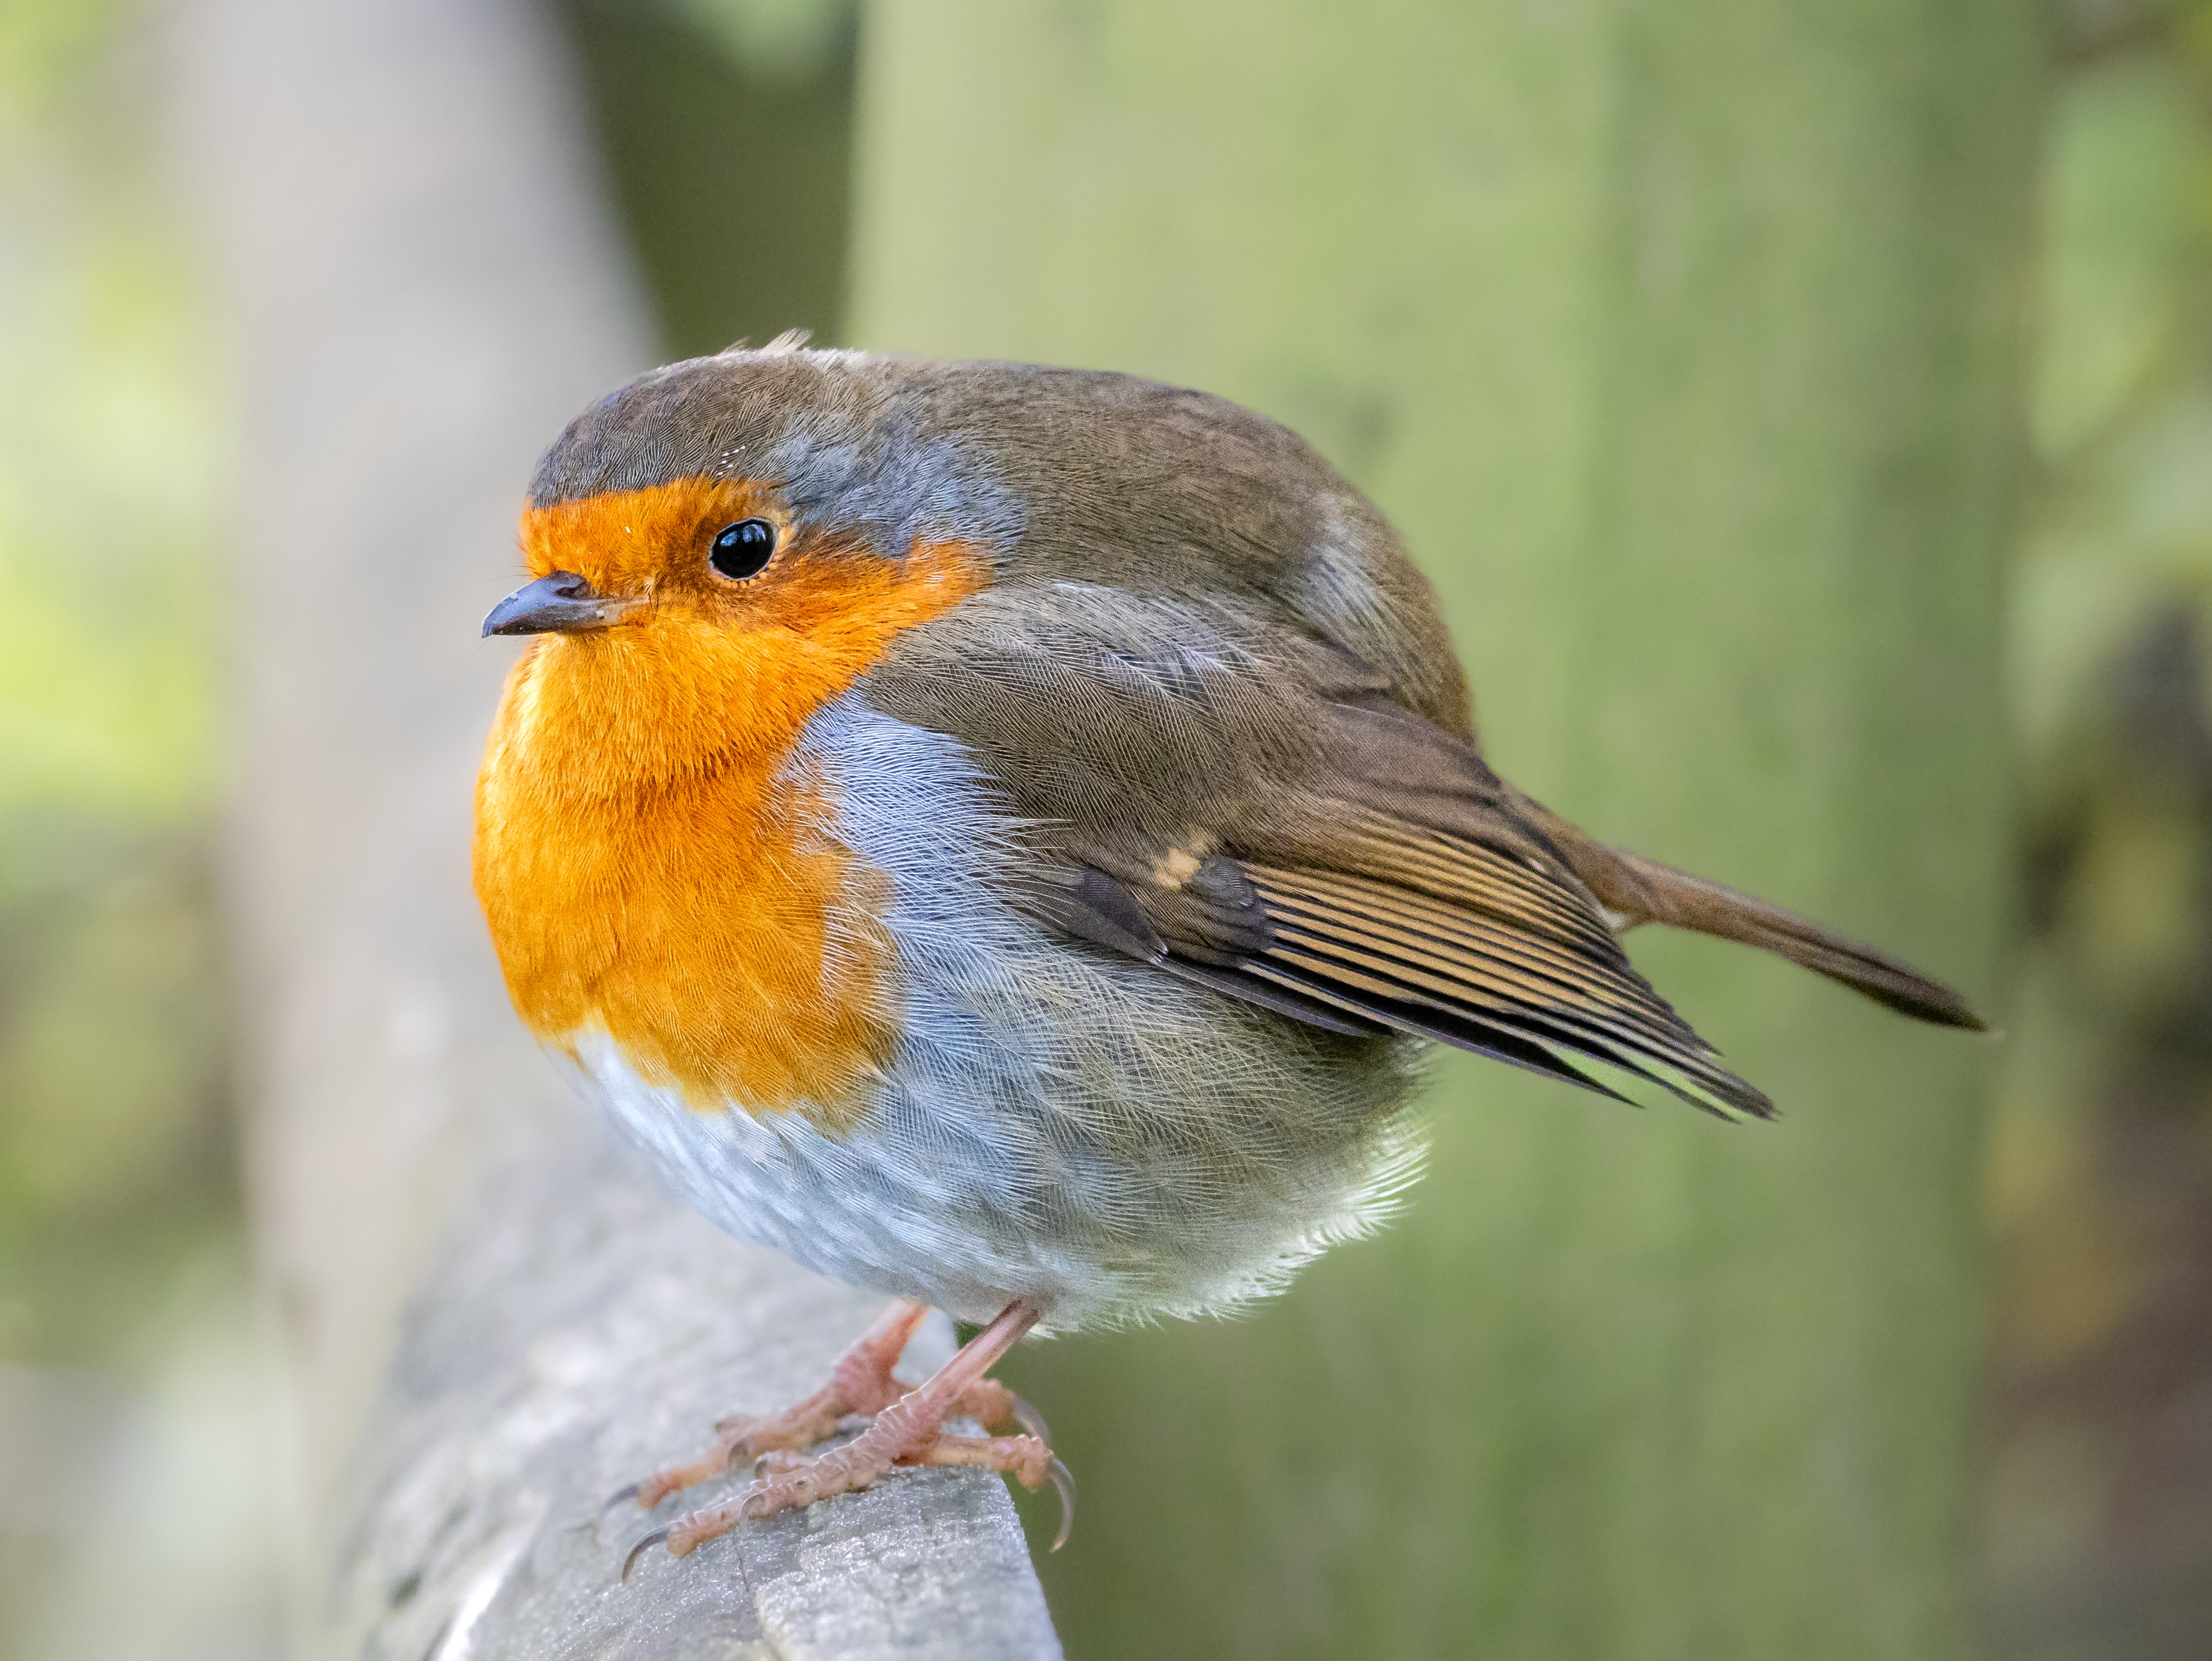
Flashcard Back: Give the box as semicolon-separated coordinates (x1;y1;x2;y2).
613;1298;1042;1513
625;1298;1070;1575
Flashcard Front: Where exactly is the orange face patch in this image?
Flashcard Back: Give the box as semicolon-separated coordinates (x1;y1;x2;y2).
473;477;988;1122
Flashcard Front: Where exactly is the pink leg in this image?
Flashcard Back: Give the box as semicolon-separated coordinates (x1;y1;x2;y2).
624;1300;1071;1576
612;1298;1052;1513
614;1300;930;1511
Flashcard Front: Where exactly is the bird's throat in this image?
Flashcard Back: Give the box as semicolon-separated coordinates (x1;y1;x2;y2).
471;534;985;1122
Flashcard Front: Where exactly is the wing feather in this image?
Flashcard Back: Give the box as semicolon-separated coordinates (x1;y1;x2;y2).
1240;865;1770;1118
863;583;1775;1119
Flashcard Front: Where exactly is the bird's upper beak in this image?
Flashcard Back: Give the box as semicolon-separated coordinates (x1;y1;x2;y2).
481;571;634;638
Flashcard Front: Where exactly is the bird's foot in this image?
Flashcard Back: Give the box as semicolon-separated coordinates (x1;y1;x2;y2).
621;1300;1068;1577
611;1298;927;1513
610;1299;1043;1513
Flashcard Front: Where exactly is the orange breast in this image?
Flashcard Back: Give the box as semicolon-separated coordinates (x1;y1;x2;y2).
473;483;986;1124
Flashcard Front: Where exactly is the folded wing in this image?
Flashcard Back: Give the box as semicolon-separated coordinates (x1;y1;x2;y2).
863;581;1976;1122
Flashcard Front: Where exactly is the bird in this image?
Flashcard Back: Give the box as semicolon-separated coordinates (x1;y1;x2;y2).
472;334;1985;1574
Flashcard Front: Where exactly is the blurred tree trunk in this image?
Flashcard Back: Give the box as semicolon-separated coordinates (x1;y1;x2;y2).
850;3;2042;1658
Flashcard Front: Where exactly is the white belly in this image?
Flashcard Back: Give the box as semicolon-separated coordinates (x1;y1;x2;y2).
559;696;1426;1330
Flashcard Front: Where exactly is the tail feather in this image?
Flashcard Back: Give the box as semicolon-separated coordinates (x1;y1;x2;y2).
1522;804;1988;1033
1606;851;1987;1031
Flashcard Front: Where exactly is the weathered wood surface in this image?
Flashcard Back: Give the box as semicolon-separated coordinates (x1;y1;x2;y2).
324;1135;1059;1661
170;0;1060;1654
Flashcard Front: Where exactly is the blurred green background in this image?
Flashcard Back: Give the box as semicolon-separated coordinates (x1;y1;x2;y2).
0;3;276;1656
5;0;2212;1655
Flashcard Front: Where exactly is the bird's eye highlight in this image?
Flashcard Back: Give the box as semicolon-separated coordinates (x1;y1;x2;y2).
708;518;777;581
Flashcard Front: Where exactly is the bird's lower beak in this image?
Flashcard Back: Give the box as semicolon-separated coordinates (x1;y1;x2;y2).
481;571;632;637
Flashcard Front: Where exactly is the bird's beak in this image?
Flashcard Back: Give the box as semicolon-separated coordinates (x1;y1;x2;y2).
481;571;633;638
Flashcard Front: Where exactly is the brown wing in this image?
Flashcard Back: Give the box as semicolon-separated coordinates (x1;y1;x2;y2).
1039;806;1776;1123
864;583;1779;1120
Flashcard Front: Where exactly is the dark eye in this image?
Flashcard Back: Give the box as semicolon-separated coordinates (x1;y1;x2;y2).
708;518;776;581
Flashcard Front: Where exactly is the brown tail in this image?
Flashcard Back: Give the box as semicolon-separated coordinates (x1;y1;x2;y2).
1523;804;1988;1033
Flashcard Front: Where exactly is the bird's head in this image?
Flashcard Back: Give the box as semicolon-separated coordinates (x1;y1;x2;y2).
480;344;1004;793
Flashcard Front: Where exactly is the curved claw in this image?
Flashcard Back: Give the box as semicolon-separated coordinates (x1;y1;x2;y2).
620;1527;670;1584
1008;1393;1050;1448
1046;1457;1076;1552
599;1481;644;1520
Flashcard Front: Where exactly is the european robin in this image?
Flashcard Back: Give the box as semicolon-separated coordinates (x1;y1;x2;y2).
473;335;1984;1571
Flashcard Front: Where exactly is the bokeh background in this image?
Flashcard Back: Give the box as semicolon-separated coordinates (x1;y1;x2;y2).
3;0;2211;1656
